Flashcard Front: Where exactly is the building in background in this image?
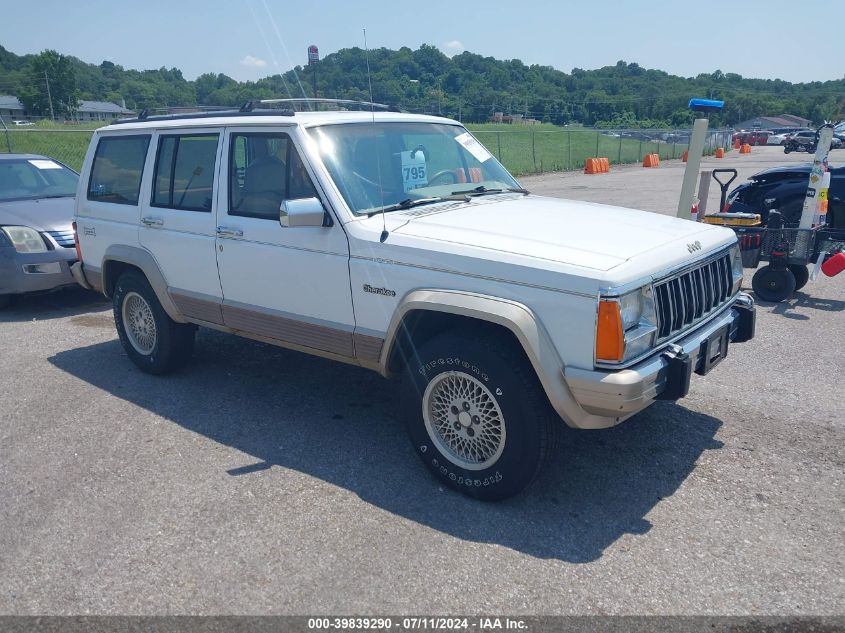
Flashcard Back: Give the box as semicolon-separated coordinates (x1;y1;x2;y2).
0;95;27;123
733;114;812;130
76;100;134;122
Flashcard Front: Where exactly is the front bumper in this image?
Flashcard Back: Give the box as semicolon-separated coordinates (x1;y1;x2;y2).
0;246;78;297
565;293;755;418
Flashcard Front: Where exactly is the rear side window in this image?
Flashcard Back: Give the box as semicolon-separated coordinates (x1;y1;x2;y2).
152;134;219;212
87;135;151;205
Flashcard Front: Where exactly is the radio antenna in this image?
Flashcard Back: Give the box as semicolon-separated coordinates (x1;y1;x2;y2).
364;28;389;243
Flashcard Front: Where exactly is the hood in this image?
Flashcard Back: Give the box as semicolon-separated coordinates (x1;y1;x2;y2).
0;196;76;233
390;195;728;272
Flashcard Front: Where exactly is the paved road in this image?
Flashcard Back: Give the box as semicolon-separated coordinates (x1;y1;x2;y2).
1;148;843;615
521;144;817;217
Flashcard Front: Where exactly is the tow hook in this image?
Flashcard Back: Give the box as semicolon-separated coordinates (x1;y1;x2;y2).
657;343;692;401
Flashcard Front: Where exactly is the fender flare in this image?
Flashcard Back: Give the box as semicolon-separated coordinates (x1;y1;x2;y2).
101;244;186;323
380;289;616;429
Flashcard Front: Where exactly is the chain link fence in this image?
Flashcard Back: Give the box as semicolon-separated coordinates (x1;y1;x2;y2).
470;127;734;175
1;128;96;172
1;125;734;177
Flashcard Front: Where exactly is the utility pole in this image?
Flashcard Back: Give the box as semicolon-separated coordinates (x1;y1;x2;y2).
44;71;55;120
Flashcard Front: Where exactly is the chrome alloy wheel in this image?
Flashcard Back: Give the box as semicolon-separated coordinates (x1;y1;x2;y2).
422;371;506;471
122;291;157;355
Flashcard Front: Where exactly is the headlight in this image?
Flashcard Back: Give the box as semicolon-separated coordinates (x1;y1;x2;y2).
596;286;658;364
730;244;744;293
1;226;48;254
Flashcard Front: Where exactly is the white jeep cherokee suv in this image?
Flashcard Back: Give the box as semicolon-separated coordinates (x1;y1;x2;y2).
71;103;755;500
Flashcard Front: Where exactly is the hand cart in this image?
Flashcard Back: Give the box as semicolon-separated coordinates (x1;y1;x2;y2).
733;211;845;302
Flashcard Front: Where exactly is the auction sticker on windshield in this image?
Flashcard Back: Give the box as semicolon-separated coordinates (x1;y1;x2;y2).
455;131;492;163
28;159;62;170
401;150;427;192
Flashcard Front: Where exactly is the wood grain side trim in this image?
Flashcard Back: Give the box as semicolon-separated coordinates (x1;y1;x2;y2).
85;270;103;293
353;333;384;363
223;304;354;357
170;291;224;325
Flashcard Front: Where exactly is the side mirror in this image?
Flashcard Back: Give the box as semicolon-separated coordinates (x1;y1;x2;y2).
280;197;326;228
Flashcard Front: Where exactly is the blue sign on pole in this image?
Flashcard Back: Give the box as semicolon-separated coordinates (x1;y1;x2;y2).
688;98;724;113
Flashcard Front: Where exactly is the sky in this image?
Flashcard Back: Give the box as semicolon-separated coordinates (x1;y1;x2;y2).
2;0;843;84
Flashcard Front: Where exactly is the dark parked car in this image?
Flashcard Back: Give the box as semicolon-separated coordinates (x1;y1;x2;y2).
726;162;844;227
0;154;80;308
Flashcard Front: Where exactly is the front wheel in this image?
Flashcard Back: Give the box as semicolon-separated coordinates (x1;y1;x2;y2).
113;271;195;374
400;331;558;501
752;265;796;302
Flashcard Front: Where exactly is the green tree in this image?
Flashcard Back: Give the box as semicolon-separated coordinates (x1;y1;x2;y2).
19;50;79;118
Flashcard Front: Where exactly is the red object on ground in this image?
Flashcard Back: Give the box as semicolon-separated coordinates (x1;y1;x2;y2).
821;252;845;277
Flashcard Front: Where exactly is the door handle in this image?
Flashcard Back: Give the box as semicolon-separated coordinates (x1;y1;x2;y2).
141;216;164;227
216;226;243;238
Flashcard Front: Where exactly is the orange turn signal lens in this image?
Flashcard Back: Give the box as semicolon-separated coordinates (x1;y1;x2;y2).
596;300;624;362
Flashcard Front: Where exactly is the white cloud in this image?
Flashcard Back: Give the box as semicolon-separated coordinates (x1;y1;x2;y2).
240;55;268;68
443;40;465;56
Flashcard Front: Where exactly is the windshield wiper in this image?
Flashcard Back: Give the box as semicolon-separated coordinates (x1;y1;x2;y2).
38;194;75;199
367;195;469;217
450;185;530;197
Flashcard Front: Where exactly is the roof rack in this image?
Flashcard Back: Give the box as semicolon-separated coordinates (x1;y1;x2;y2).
110;98;405;125
260;98;402;112
111;108;295;125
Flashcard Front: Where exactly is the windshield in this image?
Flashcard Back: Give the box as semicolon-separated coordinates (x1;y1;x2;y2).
0;158;78;202
307;122;520;215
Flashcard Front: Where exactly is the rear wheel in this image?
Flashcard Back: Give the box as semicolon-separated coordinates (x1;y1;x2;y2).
789;264;810;291
113;271;195;374
752;265;796;302
400;330;558;501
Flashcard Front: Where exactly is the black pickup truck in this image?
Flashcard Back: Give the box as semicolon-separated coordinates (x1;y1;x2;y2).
727;163;844;228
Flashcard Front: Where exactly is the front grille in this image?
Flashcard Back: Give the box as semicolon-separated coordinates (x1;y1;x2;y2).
653;252;733;341
45;230;76;248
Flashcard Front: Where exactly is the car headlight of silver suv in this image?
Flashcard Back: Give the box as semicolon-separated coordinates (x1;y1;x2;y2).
596;286;658;364
0;226;48;254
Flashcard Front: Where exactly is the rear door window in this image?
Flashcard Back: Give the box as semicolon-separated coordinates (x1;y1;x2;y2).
87;135;151;205
152;134;219;212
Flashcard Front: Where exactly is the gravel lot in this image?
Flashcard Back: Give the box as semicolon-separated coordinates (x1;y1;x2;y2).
1;146;843;615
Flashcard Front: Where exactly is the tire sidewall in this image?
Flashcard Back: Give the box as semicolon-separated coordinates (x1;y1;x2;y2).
401;334;545;500
113;273;174;373
752;265;796;302
789;264;810;291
